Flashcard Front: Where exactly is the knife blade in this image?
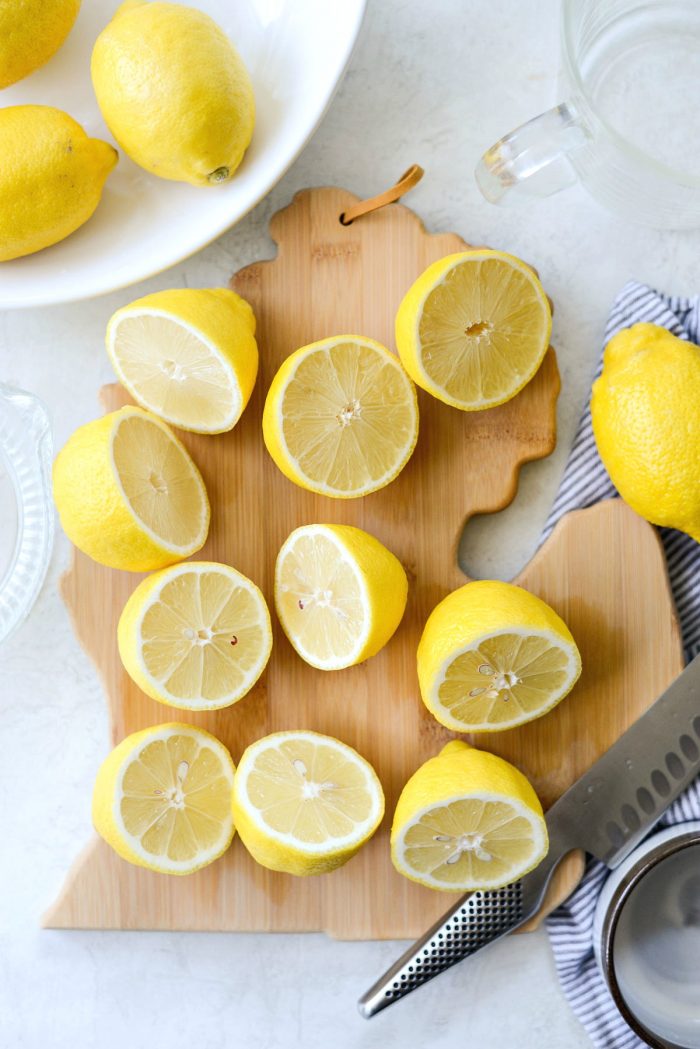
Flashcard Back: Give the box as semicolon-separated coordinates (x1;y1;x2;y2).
358;654;700;1018
545;654;700;867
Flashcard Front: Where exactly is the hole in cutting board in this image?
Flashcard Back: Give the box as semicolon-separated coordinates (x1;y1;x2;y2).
458;457;558;581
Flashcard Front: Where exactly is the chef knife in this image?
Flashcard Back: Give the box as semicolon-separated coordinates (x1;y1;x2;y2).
358;654;700;1018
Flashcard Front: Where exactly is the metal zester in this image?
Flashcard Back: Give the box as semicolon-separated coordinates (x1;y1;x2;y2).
359;655;700;1018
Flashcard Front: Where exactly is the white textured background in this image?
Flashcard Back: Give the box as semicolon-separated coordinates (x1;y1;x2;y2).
2;1;698;1046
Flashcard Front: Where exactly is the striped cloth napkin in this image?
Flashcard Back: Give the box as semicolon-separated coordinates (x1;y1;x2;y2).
543;281;700;1048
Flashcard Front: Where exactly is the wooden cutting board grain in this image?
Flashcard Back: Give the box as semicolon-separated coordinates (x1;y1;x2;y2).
45;187;683;937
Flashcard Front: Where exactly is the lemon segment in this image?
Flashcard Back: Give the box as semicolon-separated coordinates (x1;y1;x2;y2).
262;336;419;498
395;250;552;411
418;580;581;733
591;323;700;542
274;524;408;670
118;561;272;710
0;106;117;262
0;0;81;89
391;741;548;891
106;289;258;434
53;405;209;572
92;723;236;875
91;1;255;186
232;730;385;875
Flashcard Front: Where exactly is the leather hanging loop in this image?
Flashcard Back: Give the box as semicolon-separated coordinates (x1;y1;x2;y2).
339;164;424;225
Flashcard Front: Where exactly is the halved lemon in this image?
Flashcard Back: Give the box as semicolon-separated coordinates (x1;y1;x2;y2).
395;250;552;410
92;722;236;875
274;524;407;671
262;335;419;498
231;730;385;875
118;561;272;710
391;741;548;891
52;405;209;571
417;580;581;732
106;288;258;434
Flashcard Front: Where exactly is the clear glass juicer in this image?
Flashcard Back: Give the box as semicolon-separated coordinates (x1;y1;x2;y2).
0;383;54;644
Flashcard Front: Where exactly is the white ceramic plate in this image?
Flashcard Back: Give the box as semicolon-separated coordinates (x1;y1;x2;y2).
0;0;366;309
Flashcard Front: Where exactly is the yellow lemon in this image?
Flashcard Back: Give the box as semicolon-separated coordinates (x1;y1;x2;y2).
395;250;552;410
231;730;384;876
391;740;548;891
53;405;209;572
262;336;419;498
92;722;236;875
91;0;255;186
0;106;116;262
591;323;700;542
417;580;581;732
118;561;272;710
106;289;258;434
0;0;81;89
275;524;407;670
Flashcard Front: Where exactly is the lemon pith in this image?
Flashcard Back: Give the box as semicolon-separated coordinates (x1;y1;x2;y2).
262;335;419;498
391;741;548;891
106;289;258;434
92;722;236;875
274;524;408;670
52;405;209;572
91;0;255;186
118;561;272;710
591;323;700;542
231;730;385;875
395;250;552;411
0;0;81;89
417;580;581;732
0;106;117;262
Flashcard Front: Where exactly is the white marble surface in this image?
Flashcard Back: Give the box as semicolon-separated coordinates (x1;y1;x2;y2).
1;1;698;1046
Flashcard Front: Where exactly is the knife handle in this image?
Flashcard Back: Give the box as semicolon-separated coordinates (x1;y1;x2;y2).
358;843;570;1018
358;882;527;1018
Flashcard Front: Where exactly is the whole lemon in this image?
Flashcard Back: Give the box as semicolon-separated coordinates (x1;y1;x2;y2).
91;0;255;187
0;0;81;89
591;322;700;542
0;106;117;262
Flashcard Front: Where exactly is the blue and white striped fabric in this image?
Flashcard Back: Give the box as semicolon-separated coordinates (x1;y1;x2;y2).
543;280;700;1049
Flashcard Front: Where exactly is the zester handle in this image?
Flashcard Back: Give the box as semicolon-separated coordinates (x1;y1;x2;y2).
358;841;569;1018
358;884;530;1018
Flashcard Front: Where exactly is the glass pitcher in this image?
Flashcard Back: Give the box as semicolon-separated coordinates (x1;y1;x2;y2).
476;0;700;229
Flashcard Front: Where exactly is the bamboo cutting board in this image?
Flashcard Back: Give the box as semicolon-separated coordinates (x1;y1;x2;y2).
45;186;683;937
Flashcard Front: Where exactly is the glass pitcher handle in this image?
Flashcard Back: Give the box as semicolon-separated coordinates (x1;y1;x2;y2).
475;102;589;204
